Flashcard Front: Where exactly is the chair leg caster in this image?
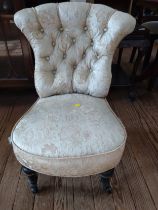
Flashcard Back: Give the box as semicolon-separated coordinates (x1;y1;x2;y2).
100;168;114;193
21;166;38;194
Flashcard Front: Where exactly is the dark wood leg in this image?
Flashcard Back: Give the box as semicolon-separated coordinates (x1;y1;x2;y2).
130;47;137;63
100;168;114;193
21;166;38;193
128;47;147;102
136;54;158;90
143;40;154;69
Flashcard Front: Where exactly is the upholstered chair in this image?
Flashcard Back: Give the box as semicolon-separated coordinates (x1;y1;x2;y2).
11;2;135;193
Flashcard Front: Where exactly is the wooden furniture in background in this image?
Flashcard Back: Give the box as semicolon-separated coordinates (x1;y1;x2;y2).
0;14;34;88
136;41;158;90
137;0;158;23
112;25;150;100
94;0;134;13
135;0;158;67
0;0;34;88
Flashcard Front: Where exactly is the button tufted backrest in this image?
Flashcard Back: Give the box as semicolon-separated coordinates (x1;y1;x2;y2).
14;2;136;98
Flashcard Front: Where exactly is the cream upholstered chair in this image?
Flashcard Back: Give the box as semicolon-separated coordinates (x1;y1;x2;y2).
11;2;135;193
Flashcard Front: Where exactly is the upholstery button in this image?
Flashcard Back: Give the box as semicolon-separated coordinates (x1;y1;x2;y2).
84;26;88;31
73;65;76;69
91;40;93;46
72;38;76;43
104;27;108;32
45;56;50;61
96;53;99;59
40;28;44;33
52;42;55;47
60;27;64;32
63;54;66;59
83;52;86;58
52;69;56;74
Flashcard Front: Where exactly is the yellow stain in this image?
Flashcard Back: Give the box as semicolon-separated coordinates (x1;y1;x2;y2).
73;103;81;107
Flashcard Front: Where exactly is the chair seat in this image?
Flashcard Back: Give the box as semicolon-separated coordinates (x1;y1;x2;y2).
11;94;126;177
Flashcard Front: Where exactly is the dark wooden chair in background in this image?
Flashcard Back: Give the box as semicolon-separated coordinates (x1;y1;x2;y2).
94;0;134;13
131;0;158;90
131;0;158;66
0;0;34;88
137;0;158;23
94;0;151;100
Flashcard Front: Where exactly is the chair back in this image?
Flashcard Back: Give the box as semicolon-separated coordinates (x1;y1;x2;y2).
14;2;135;98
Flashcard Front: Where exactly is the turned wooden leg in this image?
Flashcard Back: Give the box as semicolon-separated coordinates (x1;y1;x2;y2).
21;166;38;193
100;168;114;193
130;47;137;63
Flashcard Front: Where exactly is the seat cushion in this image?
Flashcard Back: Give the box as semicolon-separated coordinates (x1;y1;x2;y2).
11;94;126;177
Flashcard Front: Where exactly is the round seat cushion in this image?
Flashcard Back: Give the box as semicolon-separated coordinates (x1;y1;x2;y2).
11;94;126;177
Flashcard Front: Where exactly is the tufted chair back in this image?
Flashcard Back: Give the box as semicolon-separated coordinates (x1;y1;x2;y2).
14;2;135;98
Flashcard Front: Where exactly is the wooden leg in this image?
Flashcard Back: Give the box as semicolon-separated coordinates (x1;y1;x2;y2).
130;47;137;63
143;40;154;69
136;55;158;90
21;166;38;193
100;168;114;193
128;49;144;102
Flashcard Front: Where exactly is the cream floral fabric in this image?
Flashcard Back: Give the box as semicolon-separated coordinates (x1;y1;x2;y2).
12;94;126;176
12;2;136;177
14;2;136;98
